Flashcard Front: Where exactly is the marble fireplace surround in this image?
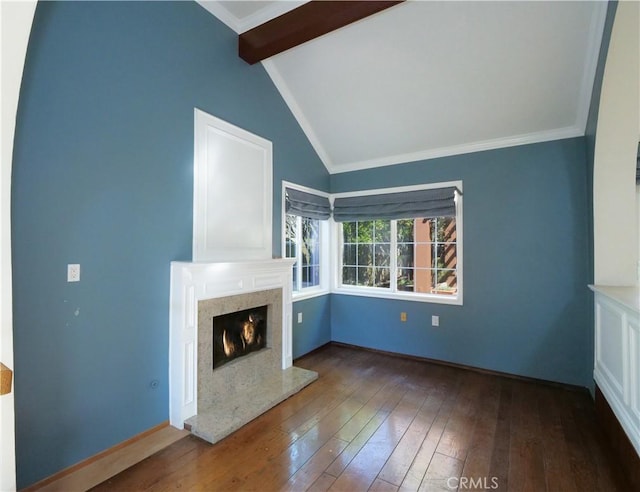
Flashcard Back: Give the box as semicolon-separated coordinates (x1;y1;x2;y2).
169;259;317;443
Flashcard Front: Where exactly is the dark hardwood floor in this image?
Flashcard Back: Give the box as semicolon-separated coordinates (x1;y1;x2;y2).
92;345;629;491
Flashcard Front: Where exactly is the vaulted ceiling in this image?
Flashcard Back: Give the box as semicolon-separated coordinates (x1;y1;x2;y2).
198;1;607;174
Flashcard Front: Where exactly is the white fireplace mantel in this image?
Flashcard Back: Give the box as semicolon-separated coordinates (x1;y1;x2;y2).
169;258;295;429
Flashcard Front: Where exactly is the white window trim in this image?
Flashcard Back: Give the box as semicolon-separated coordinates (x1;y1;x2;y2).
281;181;331;301
331;180;463;306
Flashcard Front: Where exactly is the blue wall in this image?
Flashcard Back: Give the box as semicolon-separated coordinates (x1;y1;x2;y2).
292;296;331;359
330;138;592;388
11;1;328;487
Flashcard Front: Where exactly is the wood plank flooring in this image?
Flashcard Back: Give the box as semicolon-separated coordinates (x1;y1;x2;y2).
91;345;630;491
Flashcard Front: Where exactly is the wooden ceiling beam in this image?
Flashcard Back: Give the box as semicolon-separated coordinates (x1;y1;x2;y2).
239;1;403;65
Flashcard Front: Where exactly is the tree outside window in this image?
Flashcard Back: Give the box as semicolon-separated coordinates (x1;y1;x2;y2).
286;214;320;291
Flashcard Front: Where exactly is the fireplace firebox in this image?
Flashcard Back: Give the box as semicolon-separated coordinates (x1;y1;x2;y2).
213;305;267;369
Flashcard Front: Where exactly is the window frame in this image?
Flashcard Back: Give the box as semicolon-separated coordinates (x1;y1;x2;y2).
331;181;463;306
282;181;331;301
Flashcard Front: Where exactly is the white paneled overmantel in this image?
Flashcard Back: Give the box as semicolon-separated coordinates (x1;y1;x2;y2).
169;259;296;429
591;285;640;456
193;108;272;262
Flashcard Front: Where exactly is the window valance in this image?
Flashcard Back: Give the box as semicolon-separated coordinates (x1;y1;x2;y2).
332;186;457;222
285;188;331;220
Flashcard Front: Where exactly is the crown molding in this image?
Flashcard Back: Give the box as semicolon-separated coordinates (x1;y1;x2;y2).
326;126;585;175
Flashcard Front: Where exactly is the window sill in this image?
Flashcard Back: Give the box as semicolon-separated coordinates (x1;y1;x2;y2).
332;286;462;305
292;287;330;302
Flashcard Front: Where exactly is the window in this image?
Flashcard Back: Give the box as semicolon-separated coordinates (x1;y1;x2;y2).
282;182;330;297
342;220;390;287
334;182;462;305
282;181;461;303
396;217;457;294
286;214;321;290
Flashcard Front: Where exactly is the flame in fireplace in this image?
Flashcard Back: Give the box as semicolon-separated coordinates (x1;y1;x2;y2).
222;314;264;358
222;329;241;357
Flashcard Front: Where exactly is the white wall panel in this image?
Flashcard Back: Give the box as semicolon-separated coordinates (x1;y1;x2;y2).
193;109;273;262
593;288;640;457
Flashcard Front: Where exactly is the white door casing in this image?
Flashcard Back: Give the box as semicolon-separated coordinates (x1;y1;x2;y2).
1;1;37;490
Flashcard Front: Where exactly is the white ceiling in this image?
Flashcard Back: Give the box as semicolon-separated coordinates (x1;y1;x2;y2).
198;1;607;174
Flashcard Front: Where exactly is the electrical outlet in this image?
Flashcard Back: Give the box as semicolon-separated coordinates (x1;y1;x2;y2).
400;312;407;322
67;264;80;282
432;315;439;327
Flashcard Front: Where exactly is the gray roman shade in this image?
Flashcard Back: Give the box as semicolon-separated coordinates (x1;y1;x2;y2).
285;187;331;220
333;186;457;222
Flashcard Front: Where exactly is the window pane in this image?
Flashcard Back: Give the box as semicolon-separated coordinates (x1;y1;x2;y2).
343;244;357;266
357;221;373;242
374;220;391;242
375;244;390;266
285;214;298;289
434;217;456;242
302;218;319;264
343;267;357;285
436;269;457;290
414;268;435;293
397;219;414;242
286;241;296;259
343;222;357;243
299;217;320;288
415;243;434;269
358;244;373;265
416;218;433;243
436;243;457;269
302;266;320;288
311;247;320;266
285;214;297;259
358;267;374;287
304;241;319;267
397;268;414;291
397;243;414;268
374;267;390;287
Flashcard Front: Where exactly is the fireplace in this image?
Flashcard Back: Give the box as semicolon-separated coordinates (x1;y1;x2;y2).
212;305;267;369
170;114;317;444
169;259;317;444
